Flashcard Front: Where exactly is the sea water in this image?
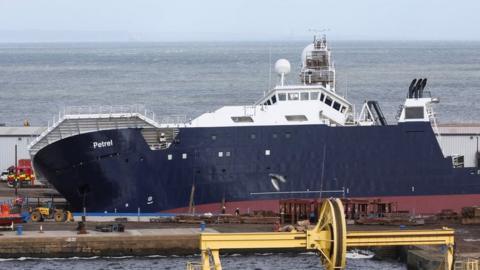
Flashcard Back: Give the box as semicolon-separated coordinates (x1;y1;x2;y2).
0;252;406;270
1;41;480;126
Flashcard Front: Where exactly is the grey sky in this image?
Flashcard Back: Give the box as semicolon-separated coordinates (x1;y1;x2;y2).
0;0;478;42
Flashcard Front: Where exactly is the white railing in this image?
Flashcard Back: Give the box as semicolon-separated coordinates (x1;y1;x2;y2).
243;105;256;116
63;104;155;120
157;115;188;125
65;104;143;114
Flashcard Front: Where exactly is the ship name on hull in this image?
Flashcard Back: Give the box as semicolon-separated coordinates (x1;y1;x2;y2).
93;139;113;149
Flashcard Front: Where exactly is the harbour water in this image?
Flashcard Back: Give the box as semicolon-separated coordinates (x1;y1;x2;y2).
0;253;406;270
1;41;480;126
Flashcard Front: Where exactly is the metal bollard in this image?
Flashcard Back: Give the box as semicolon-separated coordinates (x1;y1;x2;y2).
16;225;23;235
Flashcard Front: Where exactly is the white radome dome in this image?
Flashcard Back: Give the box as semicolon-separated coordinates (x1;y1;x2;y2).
274;59;291;75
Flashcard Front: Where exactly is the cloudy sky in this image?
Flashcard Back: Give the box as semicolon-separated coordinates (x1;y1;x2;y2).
0;0;478;42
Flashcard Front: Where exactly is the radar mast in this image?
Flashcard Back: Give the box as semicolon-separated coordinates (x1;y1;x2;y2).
300;31;335;91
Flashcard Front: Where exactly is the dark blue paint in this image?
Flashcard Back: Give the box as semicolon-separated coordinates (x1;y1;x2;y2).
33;122;480;212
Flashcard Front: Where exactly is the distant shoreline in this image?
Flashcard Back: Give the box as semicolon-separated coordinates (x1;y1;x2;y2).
1;40;480;45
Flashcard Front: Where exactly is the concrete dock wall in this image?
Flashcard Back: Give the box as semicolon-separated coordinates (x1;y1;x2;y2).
0;228;205;258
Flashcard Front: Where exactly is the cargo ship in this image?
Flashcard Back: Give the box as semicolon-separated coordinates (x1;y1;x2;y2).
29;36;480;214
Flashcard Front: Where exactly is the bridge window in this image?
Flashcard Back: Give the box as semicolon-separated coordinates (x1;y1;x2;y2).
288;92;299;100
333;101;341;111
325;96;333;106
271;95;277;104
310;92;319;100
340;106;346;113
231;116;254;123
300;92;309;100
278;93;286;101
320;93;325;102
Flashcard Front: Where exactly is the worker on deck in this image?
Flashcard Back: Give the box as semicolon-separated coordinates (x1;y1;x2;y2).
235;208;240;216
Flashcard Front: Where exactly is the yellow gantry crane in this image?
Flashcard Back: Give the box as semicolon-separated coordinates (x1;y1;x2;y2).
188;198;455;270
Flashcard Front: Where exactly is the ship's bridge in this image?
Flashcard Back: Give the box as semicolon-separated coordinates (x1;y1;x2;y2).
189;84;353;127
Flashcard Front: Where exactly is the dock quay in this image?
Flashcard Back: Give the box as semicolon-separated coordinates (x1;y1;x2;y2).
0;227;213;258
0;220;479;269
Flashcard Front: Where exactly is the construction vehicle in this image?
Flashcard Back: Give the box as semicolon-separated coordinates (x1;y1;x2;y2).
6;160;36;188
30;202;74;222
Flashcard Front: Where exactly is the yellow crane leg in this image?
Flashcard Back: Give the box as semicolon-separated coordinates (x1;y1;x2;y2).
201;249;223;270
346;229;455;270
192;198;455;270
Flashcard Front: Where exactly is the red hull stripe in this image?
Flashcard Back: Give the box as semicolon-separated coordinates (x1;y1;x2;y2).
162;194;480;215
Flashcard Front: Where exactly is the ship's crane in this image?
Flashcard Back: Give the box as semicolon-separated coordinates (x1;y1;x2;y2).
188;198;455;270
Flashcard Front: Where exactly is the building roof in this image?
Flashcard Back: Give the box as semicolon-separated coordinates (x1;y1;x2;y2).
437;123;480;135
0;126;46;136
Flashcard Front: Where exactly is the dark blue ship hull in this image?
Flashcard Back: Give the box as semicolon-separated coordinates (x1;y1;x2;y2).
33;122;480;213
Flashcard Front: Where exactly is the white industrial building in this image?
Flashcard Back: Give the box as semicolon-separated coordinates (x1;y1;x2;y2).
0;126;45;171
437;124;480;168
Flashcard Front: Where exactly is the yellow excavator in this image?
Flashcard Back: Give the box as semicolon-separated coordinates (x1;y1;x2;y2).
30;202;74;222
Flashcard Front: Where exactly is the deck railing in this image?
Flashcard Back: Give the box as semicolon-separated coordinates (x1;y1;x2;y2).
28;104;187;152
